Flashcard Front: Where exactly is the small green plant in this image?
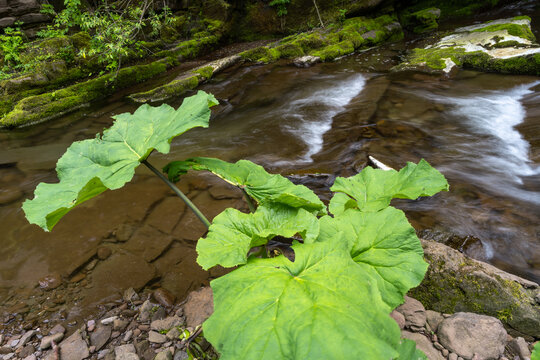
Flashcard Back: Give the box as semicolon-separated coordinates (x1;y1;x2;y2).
269;0;290;30
338;8;347;24
0;26;25;78
24;91;449;359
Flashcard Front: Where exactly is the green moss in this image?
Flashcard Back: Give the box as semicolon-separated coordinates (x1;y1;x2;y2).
291;33;327;51
274;43;304;58
461;52;540;76
406;47;465;70
128;74;199;103
193;66;213;79
69;32;91;50
512;15;532;21
472;23;536;42
311;40;355;61
1;60;170;127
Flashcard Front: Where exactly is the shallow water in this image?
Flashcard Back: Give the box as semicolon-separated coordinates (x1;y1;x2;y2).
1;4;539;328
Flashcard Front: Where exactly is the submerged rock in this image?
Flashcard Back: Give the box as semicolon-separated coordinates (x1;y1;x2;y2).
395;16;540;76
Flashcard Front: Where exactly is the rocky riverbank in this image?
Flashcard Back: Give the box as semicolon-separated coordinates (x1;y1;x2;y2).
0;280;537;360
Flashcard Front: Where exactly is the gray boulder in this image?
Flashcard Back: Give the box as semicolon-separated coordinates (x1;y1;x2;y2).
438;312;507;360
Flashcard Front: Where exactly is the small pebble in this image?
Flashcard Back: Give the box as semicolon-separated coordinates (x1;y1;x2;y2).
101;316;118;325
87;320;96;332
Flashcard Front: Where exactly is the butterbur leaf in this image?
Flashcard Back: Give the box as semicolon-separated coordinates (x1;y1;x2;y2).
532;342;540;360
23;91;218;231
164;157;327;215
197;203;319;270
204;240;402;360
329;159;449;215
396;339;428;360
318;207;428;308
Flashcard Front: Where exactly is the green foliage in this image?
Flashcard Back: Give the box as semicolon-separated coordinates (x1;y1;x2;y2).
269;0;290;17
532;342;540;360
0;27;25;79
22;91;217;230
164;157;327;214
197;203;319;269
329;159;449;215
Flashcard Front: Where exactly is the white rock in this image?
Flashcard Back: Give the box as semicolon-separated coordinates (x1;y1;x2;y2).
100;316;118;325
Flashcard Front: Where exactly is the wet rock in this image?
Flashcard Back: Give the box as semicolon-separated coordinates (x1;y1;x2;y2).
155;348;173;360
87;320;96;332
38;273;62;290
208;183;242;200
16;330;35;348
40;332;63;350
438;312;507;360
293;55;321;68
101;316;117;325
426;310;444;333
410;239;540;338
152;307;167;322
86;252;156;304
97;247;112;260
123;288;138;302
19;344;34;358
148;331;167;344
139;300;154;322
173;350;189;360
115;344;139;360
59;329;90;360
402;331;445;360
90;325;111;351
70;272;86;283
124;225;174;262
115;223;136;242
507;337;531;360
396;296;426;331
113;318;129;332
166;327;180;341
145;197;185;234
151;316;183;332
184;287;213;327
153;288;176;308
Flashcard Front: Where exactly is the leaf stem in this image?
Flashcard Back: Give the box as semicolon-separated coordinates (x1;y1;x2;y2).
142;159;211;228
241;188;256;213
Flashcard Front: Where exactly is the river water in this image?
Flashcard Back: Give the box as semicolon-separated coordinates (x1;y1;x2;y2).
0;4;539;328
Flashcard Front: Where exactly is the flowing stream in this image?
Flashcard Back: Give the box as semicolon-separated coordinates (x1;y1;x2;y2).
1;7;539;327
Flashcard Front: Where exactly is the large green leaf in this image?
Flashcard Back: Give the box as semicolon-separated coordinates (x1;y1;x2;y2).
532;342;540;360
318;207;428;308
329;159;449;215
23;91;218;231
197;203;319;270
164;157;327;215
204;240;402;360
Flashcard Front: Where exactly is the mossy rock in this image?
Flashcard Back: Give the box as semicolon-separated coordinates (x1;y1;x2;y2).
69;32;91;50
410;239;540;339
0;60;171;127
395;17;540;76
402;7;441;34
128;74;200;104
240;14;403;64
